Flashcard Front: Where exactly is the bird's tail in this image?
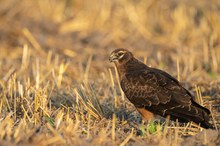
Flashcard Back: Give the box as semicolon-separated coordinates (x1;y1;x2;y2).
146;99;214;129
191;100;214;129
173;104;213;129
200;120;214;129
162;101;214;129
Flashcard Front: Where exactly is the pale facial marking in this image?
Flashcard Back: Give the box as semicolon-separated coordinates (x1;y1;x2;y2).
117;51;126;59
109;49;128;63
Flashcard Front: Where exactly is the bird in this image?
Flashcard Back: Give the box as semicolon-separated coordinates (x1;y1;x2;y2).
109;48;213;129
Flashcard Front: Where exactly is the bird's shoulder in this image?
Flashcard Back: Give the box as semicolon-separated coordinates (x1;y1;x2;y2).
122;67;179;88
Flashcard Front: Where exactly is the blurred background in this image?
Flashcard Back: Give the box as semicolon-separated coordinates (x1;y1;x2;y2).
1;0;220;83
0;1;219;145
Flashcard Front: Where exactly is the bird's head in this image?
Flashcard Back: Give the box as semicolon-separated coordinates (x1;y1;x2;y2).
109;48;133;65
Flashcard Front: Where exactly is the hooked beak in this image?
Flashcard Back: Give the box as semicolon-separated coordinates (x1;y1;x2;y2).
109;53;118;62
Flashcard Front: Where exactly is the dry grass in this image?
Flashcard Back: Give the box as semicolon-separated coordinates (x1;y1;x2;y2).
0;0;220;145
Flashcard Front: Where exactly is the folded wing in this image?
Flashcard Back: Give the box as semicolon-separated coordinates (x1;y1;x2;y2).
121;68;212;128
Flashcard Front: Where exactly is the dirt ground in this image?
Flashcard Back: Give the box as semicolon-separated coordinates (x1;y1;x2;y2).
0;0;219;145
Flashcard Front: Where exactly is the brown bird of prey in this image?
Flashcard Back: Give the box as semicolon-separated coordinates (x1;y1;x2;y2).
109;48;213;129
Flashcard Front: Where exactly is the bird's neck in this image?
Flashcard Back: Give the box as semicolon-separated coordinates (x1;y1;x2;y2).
116;58;147;78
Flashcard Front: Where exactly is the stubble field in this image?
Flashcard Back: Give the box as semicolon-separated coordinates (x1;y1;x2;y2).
0;0;219;145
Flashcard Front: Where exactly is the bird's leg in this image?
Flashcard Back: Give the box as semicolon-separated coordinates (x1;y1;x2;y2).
136;108;155;121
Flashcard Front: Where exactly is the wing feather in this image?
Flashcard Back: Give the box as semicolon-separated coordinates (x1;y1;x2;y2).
121;67;212;128
121;68;196;119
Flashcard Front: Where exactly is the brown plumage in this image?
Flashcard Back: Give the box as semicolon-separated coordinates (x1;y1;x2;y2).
109;48;213;129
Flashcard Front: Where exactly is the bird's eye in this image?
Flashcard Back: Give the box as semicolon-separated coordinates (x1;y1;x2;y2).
118;52;124;56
